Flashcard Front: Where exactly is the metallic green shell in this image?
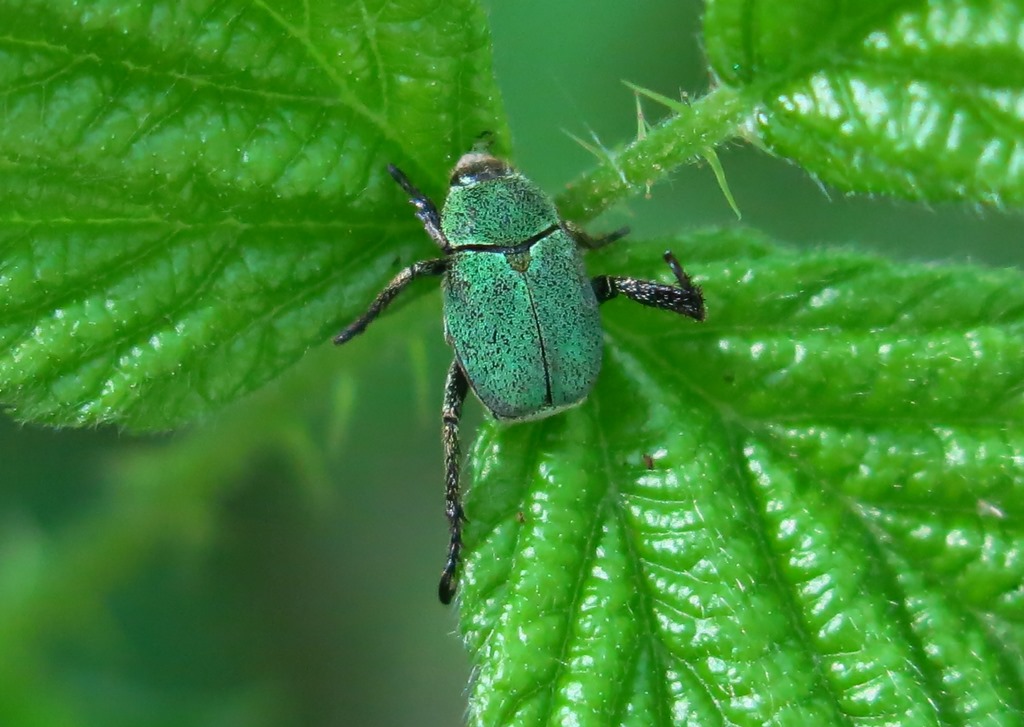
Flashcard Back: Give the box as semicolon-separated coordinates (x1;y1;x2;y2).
442;174;556;247
442;228;602;421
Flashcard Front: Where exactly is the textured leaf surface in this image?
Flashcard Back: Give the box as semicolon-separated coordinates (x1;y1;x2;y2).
0;0;505;428
704;0;1024;206
459;229;1024;726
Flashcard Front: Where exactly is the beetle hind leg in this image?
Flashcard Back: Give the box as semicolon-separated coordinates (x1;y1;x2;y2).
439;359;470;604
592;251;705;321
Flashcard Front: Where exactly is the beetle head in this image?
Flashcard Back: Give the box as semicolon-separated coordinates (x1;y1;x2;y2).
450;152;514;187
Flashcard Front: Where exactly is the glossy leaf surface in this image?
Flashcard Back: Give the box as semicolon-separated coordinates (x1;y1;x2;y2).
0;0;505;428
703;0;1024;206
460;229;1024;726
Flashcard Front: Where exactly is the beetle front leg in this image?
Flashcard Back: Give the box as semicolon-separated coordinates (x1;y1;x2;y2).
333;258;447;344
439;359;470;604
388;164;452;253
563;222;630;250
592;251;706;321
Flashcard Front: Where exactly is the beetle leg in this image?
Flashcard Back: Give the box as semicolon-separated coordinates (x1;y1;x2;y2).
592;251;705;321
333;258;447;344
564;222;630;250
439;359;470;604
388;164;452;253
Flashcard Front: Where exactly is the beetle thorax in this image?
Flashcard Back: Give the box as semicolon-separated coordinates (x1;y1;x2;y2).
442;155;559;249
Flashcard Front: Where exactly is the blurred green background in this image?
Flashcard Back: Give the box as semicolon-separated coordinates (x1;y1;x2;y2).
2;1;1021;726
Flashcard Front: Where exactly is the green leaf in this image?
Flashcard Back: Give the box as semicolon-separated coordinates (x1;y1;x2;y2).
459;228;1024;726
704;0;1024;205
0;0;505;428
561;1;1024;219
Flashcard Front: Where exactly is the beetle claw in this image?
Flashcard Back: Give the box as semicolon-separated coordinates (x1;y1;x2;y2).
438;567;459;605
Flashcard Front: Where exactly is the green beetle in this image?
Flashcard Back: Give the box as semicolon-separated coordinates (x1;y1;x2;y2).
335;150;705;604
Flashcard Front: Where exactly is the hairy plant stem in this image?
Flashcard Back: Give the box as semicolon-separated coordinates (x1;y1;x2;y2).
555;85;751;222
